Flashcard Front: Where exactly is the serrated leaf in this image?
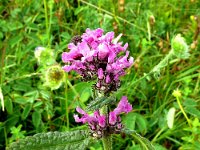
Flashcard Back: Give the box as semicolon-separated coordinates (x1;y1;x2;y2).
32;111;41;128
86;96;116;111
122;129;155;150
6;130;90;150
22;103;32;120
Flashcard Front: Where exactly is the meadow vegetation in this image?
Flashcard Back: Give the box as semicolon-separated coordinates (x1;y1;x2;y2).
0;0;200;149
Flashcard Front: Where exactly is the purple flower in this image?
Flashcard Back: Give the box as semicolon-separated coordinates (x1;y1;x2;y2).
109;96;132;125
98;68;104;80
114;96;132;115
97;43;110;60
74;96;132;137
109;111;117;125
62;28;133;93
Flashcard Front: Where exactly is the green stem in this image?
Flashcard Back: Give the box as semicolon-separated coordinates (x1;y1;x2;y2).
152;50;174;73
101;105;112;150
175;96;191;127
128;71;153;88
43;0;51;47
102;135;112;150
43;0;48;34
151;128;165;143
4;127;7;147
64;74;69;130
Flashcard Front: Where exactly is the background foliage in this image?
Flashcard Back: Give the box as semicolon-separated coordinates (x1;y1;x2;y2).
0;0;200;149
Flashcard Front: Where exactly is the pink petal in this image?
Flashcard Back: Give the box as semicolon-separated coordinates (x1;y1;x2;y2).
109;111;117;125
98;115;106;128
76;107;87;115
98;68;104;80
114;96;132;114
106;75;111;83
74;114;82;123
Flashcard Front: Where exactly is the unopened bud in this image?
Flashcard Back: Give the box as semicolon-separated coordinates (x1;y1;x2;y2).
172;89;182;98
149;15;155;26
44;65;65;90
34;47;55;66
171;34;189;59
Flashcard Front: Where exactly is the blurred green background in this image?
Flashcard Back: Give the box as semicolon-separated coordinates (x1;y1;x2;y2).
0;0;200;149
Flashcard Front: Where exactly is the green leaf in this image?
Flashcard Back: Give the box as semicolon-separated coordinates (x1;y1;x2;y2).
123;113;147;134
183;98;197;107
33;101;43;108
9;34;23;48
123;114;136;130
185;106;200;118
122;129;155;150
153;144;167;150
32;111;41;128
80;88;92;103
5;97;13;114
86;96;116;112
22;103;32;120
6;130;91;150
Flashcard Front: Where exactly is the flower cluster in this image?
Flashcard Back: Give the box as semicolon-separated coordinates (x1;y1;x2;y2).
74;96;132;138
62;28;133;93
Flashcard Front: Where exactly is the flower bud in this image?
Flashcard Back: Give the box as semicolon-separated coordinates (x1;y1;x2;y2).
171;34;189;59
149;15;155;26
44;65;65;90
34;47;56;66
172;89;182;98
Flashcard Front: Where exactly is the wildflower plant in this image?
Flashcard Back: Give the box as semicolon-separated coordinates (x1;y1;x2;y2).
62;28;138;149
7;29;156;150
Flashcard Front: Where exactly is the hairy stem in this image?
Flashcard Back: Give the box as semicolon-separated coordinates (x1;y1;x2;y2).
101;105;112;150
152;50;174;73
64;74;69;130
102;134;112;150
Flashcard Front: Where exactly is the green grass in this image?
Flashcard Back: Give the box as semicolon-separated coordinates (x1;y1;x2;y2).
0;0;200;149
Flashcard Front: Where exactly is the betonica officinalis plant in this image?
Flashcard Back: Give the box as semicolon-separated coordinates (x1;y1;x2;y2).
62;28;133;149
6;28;190;150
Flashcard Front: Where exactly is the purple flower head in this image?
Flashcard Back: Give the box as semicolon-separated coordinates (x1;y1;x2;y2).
98;68;104;80
62;28;133;94
114;96;132;115
109;96;132;125
74;96;132;138
109;111;117;125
